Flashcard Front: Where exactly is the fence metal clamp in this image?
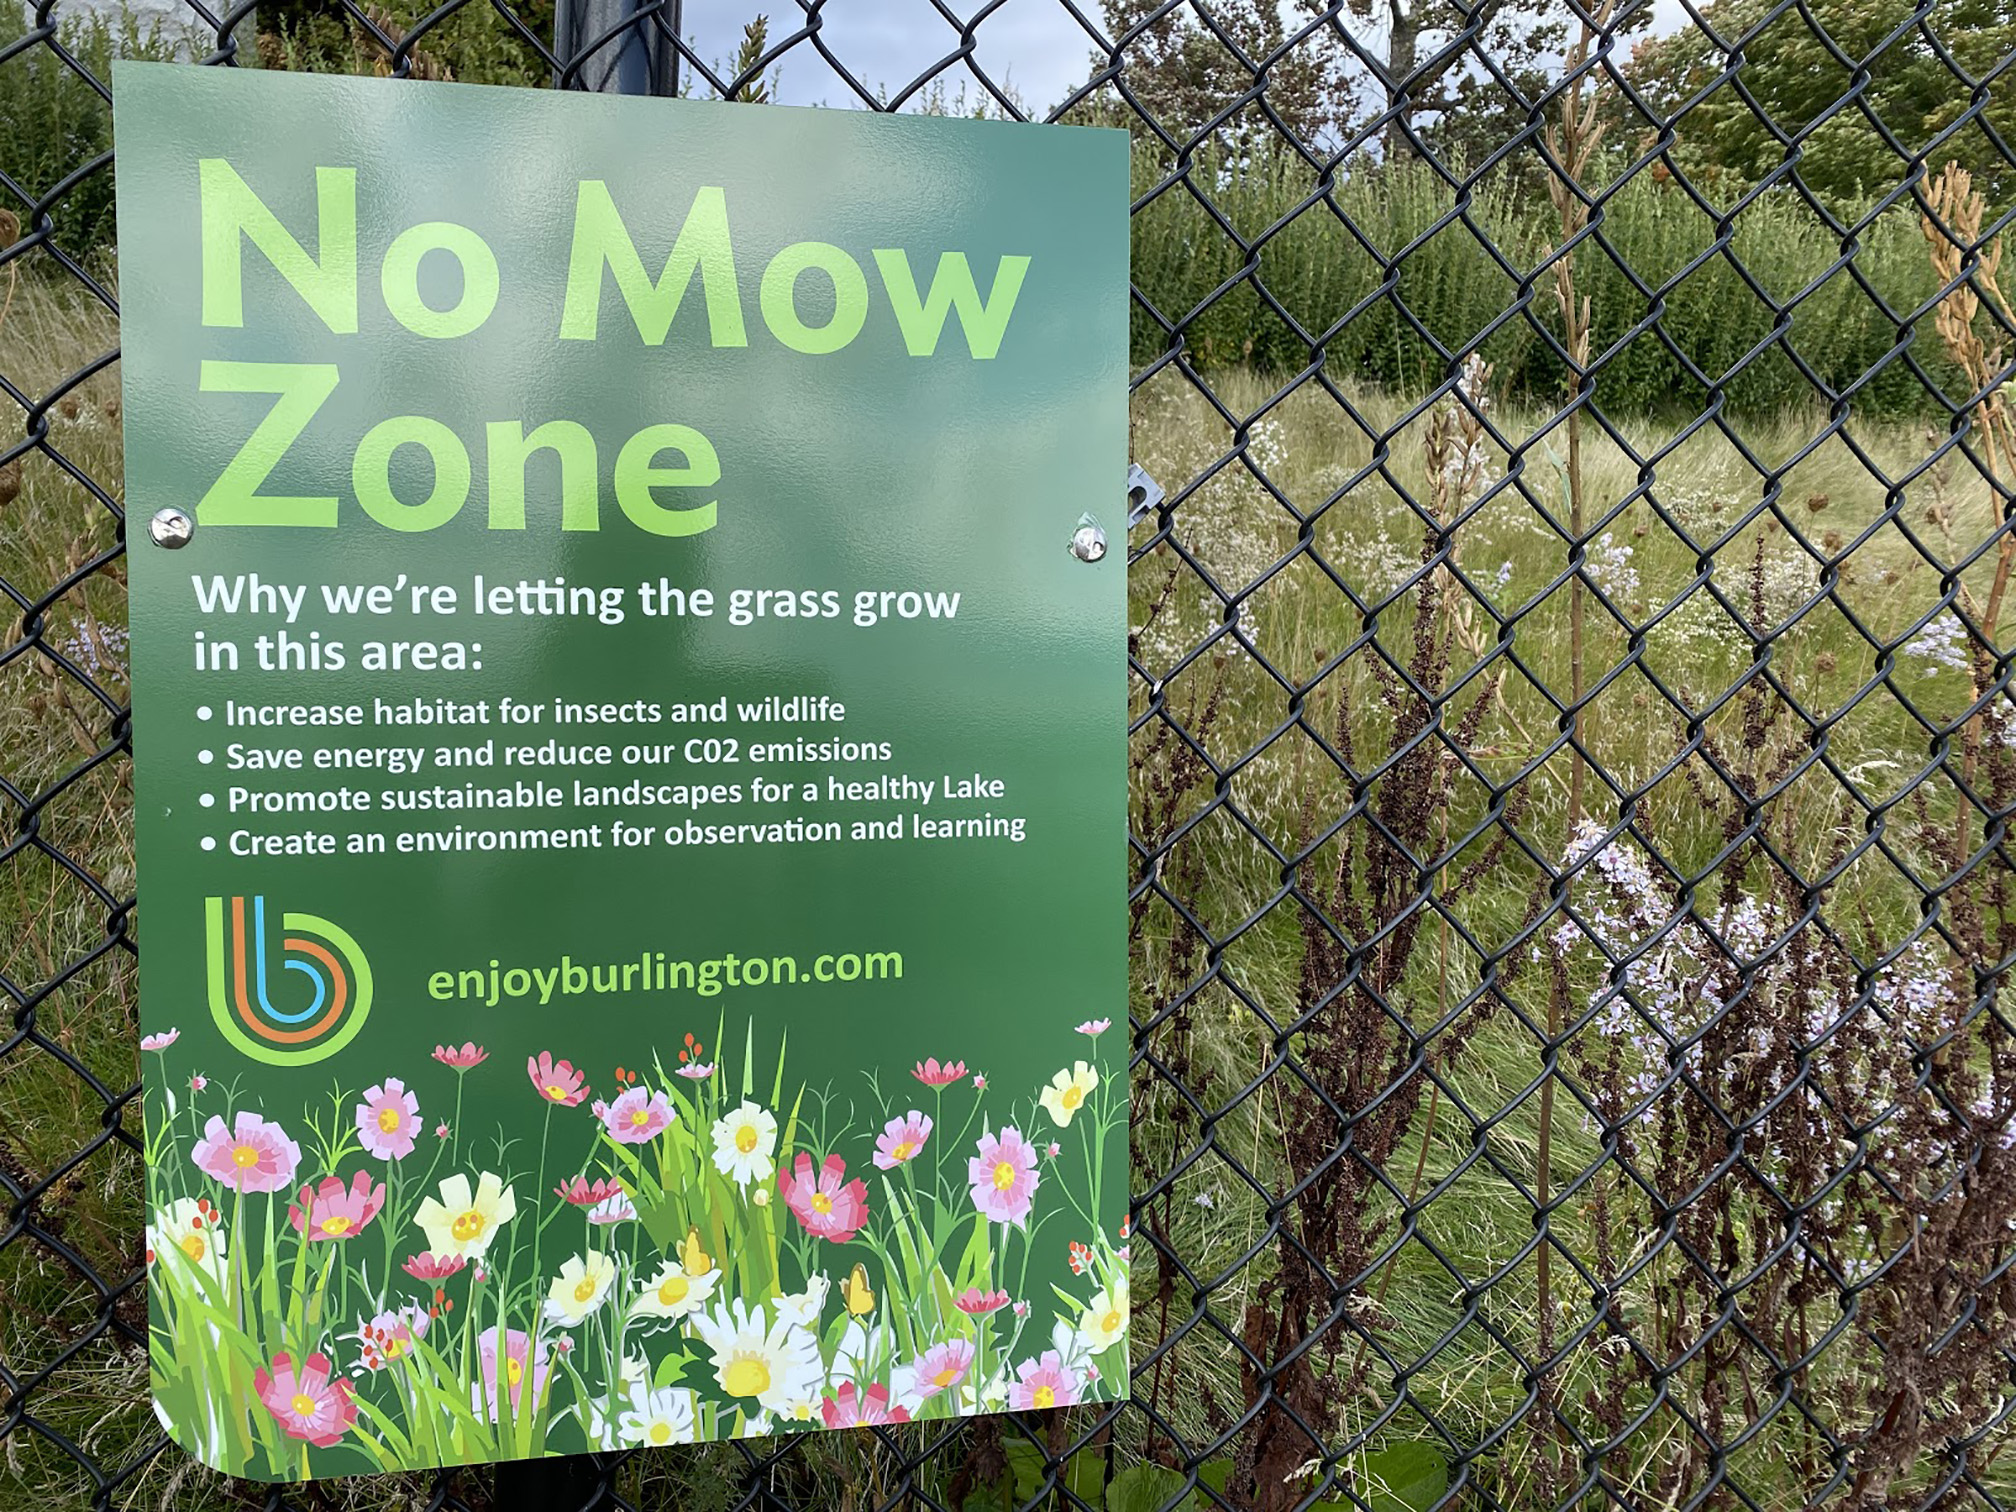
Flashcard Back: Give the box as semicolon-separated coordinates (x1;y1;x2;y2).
1127;462;1163;528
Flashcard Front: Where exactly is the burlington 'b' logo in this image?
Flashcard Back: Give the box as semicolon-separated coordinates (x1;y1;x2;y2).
205;896;373;1066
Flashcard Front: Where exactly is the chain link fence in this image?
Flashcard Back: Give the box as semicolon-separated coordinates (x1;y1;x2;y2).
6;0;2016;1508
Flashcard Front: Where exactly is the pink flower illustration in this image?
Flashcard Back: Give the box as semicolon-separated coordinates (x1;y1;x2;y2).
821;1381;911;1427
675;1061;717;1080
588;1192;637;1225
953;1287;1009;1315
189;1074;207;1093
911;1339;976;1398
1008;1350;1081;1411
140;1030;179;1051
1012;1299;1031;1319
974;1073;988;1090
288;1172;386;1241
873;1110;933;1170
779;1151;869;1243
527;1051;588;1107
351;1307;427;1373
592;1086;675;1145
356;1077;421;1160
1075;1018;1112;1037
912;1057;966;1087
254;1350;356;1446
554;1175;626;1207
474;1326;552;1421
435;1122;450;1139
968;1126;1040;1227
433;1042;488;1069
192;1110;301;1194
402;1251;467;1281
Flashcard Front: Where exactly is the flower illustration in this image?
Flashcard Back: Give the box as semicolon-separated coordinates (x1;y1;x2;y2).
588;1191;638;1225
1008;1350;1082;1411
1038;1062;1099;1127
555;1175;625;1207
146;1197;227;1282
402;1251;467;1281
1075;1018;1112;1037
973;1073;988;1089
779;1151;869;1243
474;1326;552;1422
953;1287;1010;1315
1078;1279;1129;1353
192;1110;301;1194
675;1061;716;1080
140;1029;179;1051
912;1057;966;1086
433;1042;488;1069
189;1073;207;1093
254;1351;356;1446
968;1126;1041;1227
356;1076;421;1160
288;1172;386;1241
873;1110;933;1170
351;1306;428;1374
544;1250;618;1326
710;1100;779;1185
414;1171;517;1259
1068;1241;1092;1275
840;1262;875;1316
691;1297;823;1414
620;1387;698;1447
593;1086;675;1145
632;1257;720;1327
775;1273;830;1327
527;1050;589;1106
822;1381;911;1427
909;1339;975;1399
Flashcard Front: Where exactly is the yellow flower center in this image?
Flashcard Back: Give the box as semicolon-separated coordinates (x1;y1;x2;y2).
736;1125;759;1153
811;1192;833;1215
451;1208;485;1242
630;1109;651;1127
723;1356;771;1398
179;1234;206;1261
892;1140;914;1161
658;1276;690;1306
319;1216;354;1237
545;1083;567;1100
1102;1309;1122;1334
384;1338;408;1361
504;1356;523;1387
289;1392;316;1418
932;1367;958;1388
231;1144;259;1168
377;1107;401;1132
1033;1385;1055;1409
573;1277;597;1304
648;1421;672;1446
1062;1086;1083;1110
993;1160;1017;1191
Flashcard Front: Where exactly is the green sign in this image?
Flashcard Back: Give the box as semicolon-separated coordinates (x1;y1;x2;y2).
115;63;1127;1480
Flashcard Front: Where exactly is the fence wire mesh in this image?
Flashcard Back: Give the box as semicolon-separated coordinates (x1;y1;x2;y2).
6;0;2016;1509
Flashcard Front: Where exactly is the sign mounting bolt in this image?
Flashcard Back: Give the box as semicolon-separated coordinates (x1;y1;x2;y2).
1069;514;1107;563
148;507;195;549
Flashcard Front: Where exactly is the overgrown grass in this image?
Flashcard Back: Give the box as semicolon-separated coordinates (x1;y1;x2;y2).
6;256;2013;1507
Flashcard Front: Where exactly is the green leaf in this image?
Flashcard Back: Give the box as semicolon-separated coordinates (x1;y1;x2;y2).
1109;1464;1190;1512
1003;1438;1107;1508
1331;1444;1448;1512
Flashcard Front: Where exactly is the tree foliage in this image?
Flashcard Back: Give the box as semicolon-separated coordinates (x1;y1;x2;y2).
1624;0;2016;213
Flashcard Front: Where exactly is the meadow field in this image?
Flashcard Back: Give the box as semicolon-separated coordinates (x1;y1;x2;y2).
6;193;2016;1508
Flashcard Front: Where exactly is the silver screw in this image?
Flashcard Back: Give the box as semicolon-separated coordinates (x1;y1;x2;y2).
148;507;195;549
1069;518;1107;563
